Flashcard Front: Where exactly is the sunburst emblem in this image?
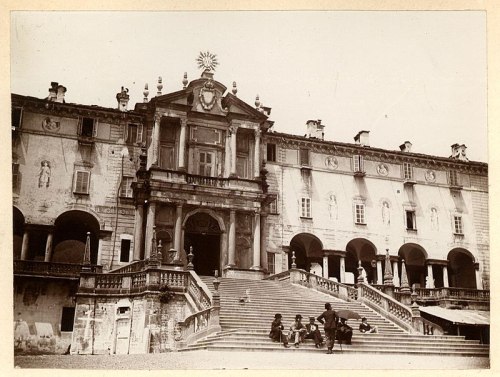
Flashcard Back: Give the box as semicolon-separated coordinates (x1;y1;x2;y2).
196;51;219;72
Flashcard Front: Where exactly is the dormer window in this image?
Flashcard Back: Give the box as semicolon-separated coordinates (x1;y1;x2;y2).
78;117;97;138
126;123;143;144
353;155;364;173
267;143;277;162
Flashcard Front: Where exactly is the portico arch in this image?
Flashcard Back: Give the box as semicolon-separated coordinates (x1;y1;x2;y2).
345;238;377;284
288;233;323;272
448;248;476;289
398;243;428;288
52;210;100;264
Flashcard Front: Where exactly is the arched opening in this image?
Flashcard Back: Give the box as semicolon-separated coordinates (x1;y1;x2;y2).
13;207;25;260
288;233;323;272
52;210;100;264
398;243;427;288
345;238;377;284
448;248;476;289
156;230;173;264
184;212;221;276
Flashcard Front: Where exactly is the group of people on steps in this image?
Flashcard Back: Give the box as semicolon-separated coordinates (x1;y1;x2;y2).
269;303;377;353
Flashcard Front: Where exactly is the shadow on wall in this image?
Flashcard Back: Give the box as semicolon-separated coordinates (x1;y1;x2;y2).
14;319;71;355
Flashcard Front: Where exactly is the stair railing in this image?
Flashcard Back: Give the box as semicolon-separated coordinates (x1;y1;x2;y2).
264;270;291;282
358;282;421;333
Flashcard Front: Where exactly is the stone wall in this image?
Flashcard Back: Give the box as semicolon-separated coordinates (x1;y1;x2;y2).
14;278;78;354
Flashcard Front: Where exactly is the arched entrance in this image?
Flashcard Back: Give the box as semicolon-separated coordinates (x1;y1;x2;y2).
288;233;323;272
13;207;25;260
52;210;100;264
346;238;377;284
184;212;221;276
448;248;476;289
398;243;427;288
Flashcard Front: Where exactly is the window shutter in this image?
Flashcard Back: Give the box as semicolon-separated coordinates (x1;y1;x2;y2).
137;124;143;143
77;117;83;136
93;119;98;137
360;156;364;172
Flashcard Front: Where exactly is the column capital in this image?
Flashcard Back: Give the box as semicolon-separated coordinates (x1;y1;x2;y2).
254;127;262;138
154;112;163;123
180;117;188;127
229;124;238;135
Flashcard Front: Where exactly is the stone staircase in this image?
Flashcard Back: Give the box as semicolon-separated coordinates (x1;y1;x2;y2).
180;277;489;357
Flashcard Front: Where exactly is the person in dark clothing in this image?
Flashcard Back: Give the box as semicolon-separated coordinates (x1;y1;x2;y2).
336;318;353;345
305;316;324;348
269;313;290;348
359;317;378;333
317;303;338;354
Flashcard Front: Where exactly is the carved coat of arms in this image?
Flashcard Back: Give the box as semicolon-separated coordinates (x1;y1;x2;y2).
199;79;217;111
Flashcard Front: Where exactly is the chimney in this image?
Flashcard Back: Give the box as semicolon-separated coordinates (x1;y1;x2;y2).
450;143;468;161
116;86;130;112
306;119;325;140
354;130;370;146
399;141;412;153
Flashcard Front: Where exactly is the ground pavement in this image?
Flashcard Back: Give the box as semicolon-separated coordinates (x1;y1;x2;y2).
12;350;489;370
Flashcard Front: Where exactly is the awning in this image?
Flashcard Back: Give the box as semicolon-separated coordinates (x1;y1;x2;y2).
419;306;490;326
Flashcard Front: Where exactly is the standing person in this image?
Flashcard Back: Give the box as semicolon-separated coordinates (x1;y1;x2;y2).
317;303;338;354
359;317;378;333
269;313;290;348
289;314;307;348
305;316;324;348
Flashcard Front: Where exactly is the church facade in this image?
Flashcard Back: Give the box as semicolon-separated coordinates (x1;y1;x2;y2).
12;63;488;354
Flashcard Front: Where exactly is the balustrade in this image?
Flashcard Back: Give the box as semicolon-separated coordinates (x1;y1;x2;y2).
14;260;102;277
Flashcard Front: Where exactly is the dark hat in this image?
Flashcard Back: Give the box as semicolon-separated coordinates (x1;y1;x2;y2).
309;316;316;321
361;317;367;321
295;314;302;320
274;313;282;319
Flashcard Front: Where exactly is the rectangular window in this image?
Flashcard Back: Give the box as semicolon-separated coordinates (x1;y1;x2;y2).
267;253;275;274
12;107;22;129
449;170;459;186
160;145;175;169
236;156;248;178
354;203;365;224
406;210;416;230
12;163;20;191
267;143;277;162
236;134;250;153
269;197;278;214
301;197;311;218
73;170;90;194
120;176;134;198
403;162;413;180
353;155;364;172
191;126;221;145
79;117;97;137
61;307;76;332
126;123;143;144
299;148;310;166
453;216;463;234
120;239;131;262
199;151;215;176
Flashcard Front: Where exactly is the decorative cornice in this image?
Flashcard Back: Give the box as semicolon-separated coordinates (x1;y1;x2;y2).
265;132;487;175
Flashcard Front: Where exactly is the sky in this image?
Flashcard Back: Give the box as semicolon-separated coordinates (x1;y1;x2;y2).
10;11;487;162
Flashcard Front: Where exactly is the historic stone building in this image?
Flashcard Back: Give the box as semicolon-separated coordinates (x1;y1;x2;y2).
12;59;489;354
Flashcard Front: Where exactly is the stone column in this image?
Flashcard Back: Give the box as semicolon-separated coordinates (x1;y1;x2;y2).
229;124;238;176
227;210;236;267
174;204;183;253
20;230;29;260
144;202;156;259
44;233;53;262
178;118;187;170
322;254;329;278
254;128;261;178
260;213;267;269
340;256;345;283
475;263;483;289
251;212;261;270
392;261;400;287
97;238;104;265
150;113;161;167
224;131;231;178
442;265;449;288
376;260;383;285
427;264;435;288
133;204;144;260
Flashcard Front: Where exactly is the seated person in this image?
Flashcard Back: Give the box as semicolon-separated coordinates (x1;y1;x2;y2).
305;316;324;348
269;313;290;348
359;317;378;333
289;314;307;347
336;318;353;345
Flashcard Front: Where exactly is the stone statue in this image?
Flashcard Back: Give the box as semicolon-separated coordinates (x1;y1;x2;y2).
328;194;338;220
39;161;51;188
430;208;439;230
382;201;390;225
